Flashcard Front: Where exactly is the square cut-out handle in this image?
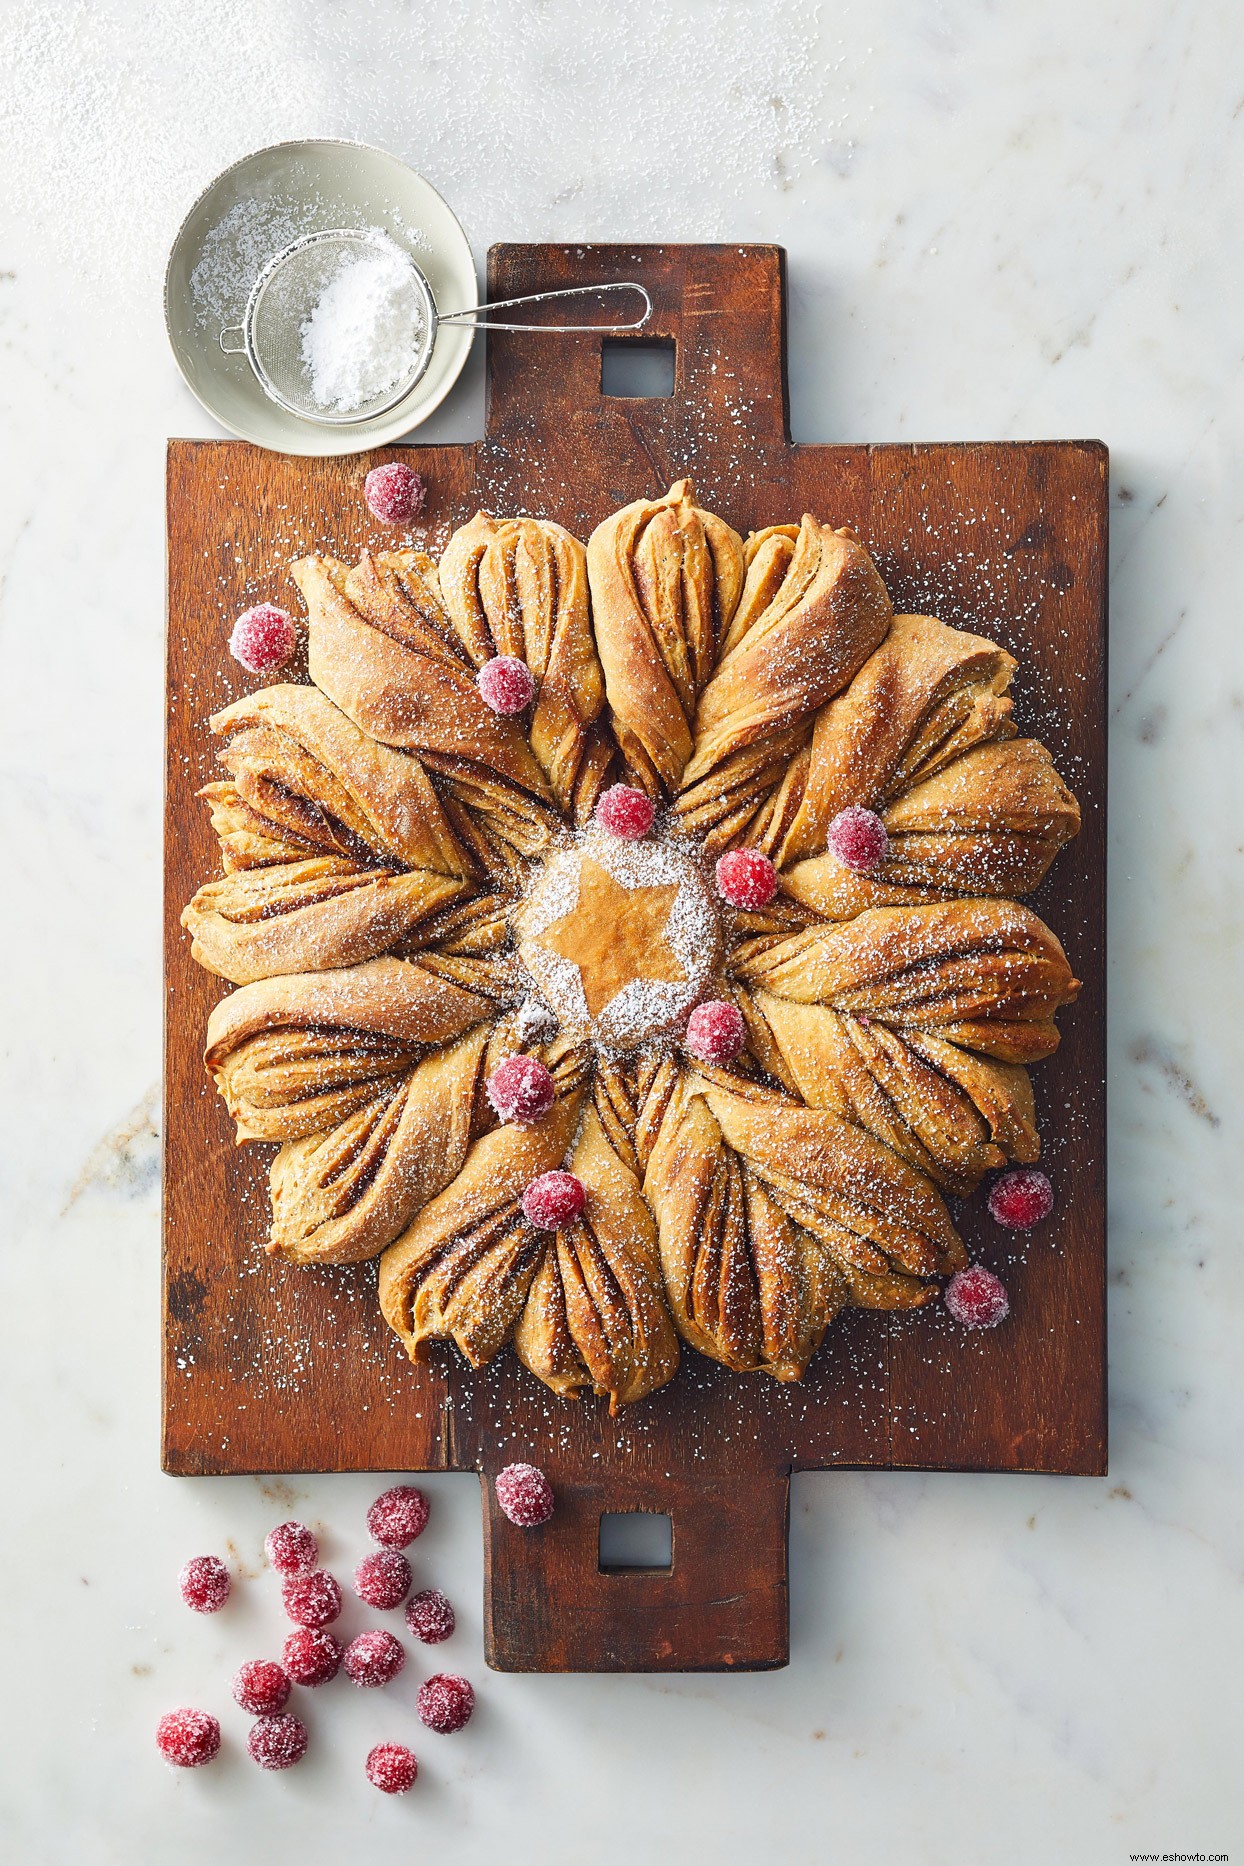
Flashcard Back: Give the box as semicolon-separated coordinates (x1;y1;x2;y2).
600;337;676;398
481;1469;789;1672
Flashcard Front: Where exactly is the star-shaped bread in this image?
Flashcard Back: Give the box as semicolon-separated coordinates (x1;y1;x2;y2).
527;857;685;1018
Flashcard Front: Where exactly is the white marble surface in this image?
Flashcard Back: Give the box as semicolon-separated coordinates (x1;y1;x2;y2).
1;1;1240;1860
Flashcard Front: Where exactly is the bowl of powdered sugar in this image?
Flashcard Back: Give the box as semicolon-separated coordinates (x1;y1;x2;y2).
165;140;477;455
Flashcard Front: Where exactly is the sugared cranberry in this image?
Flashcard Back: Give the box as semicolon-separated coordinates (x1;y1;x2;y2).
156;1708;220;1768
264;1520;318;1577
246;1713;308;1771
354;1549;412;1610
416;1673;475;1734
945;1265;1011;1329
343;1629;405;1689
715;847;778;909
487;1054;556;1126
178;1554;231;1614
494;1462;555;1527
595;783;656;840
521;1170;586;1231
366;1485;430;1549
477;654;536;715
231;1659;291;1717
281;1627;342;1686
281;1568;342;1628
685;1000;746;1065
229;603;297;674
366;1742;419;1794
988;1168;1055;1230
364;461;426;525
827;804;889;873
405;1588;456;1645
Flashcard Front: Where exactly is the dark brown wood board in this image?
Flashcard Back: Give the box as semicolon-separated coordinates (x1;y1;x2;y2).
164;242;1106;1673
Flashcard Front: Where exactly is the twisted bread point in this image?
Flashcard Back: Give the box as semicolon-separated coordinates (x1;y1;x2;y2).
675;518;892;848
641;1065;847;1380
764;615;1081;912
200;683;471;878
291;550;551;797
587;479;744;794
439;512;614;821
513;1106;680;1412
734;899;1080;1194
181;857;466;985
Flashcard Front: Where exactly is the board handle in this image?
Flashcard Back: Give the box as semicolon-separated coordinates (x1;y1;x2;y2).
483;242;790;451
480;1467;790;1673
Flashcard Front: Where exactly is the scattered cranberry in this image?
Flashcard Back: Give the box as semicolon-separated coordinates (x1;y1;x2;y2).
231;1659;291;1717
246;1713;308;1771
228;603;297;674
595;783;656;840
416;1673;475;1734
281;1627;342;1687
487;1054;556;1126
366;1485;430;1549
354;1549;412;1610
715;847;778;909
264;1520;318;1577
178;1554;231;1614
281;1568;342;1629
494;1462;555;1527
343;1630;405;1689
945;1265;1011;1329
826;804;890;873
156;1708;220;1769
364;461;426;525
405;1588;455;1645
366;1742;419;1794
685;1000;746;1065
521;1170;586;1231
477;654;536;715
988;1168;1055;1230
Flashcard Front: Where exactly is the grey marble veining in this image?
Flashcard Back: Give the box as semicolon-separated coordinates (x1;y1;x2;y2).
0;0;1240;1860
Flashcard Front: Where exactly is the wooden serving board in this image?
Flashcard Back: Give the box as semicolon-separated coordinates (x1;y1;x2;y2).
164;242;1107;1672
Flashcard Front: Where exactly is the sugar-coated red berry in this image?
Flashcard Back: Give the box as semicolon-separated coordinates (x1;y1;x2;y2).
685;1000;746;1065
366;1485;430;1549
364;461;426;525
487;1054;556;1126
521;1170;586;1231
416;1673;475;1734
231;1659;291;1717
281;1568;342;1628
595;783;656;840
366;1742;419;1794
494;1462;555;1527
229;603;297;674
281;1627;342;1686
988;1168;1055;1230
477;654;536;715
354;1549;412;1610
715;847;778;909
246;1713;308;1771
178;1554;231;1613
264;1520;318;1577
826;805;889;874
156;1708;221;1768
945;1264;1011;1329
343;1629;405;1689
405;1588;456;1644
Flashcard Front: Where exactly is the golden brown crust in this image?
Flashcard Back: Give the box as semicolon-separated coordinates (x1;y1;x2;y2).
587;479;744;795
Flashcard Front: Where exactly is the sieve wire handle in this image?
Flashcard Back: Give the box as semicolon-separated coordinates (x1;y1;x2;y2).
219;326;247;355
437;280;652;335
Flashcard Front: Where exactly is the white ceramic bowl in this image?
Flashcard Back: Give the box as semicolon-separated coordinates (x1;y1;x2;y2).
164;140;477;455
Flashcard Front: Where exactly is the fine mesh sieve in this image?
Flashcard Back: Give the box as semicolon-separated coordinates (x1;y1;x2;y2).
220;228;652;425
